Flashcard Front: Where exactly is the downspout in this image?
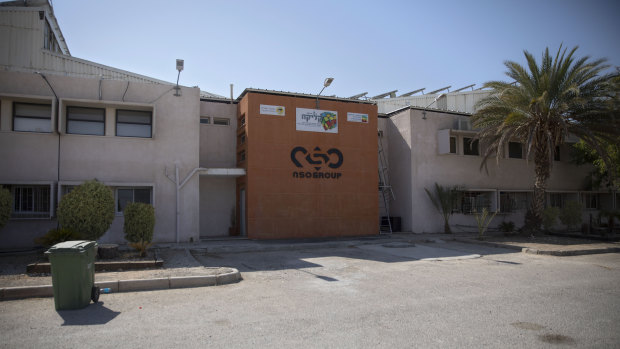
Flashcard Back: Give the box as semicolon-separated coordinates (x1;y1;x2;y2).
166;165;206;243
35;72;60;221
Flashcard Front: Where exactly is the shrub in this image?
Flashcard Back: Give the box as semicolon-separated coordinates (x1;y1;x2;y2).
34;228;83;247
57;180;115;240
474;208;496;239
124;202;155;257
0;187;12;231
559;201;583;231
498;221;515;233
542;207;560;232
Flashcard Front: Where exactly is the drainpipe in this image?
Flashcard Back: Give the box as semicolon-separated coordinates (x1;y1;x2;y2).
166;165;206;243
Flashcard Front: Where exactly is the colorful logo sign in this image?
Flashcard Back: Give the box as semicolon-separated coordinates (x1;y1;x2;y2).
347;112;368;123
260;104;286;116
296;108;338;133
291;146;343;179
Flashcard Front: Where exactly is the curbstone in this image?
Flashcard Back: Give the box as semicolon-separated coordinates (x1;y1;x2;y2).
169;275;216;288
118;278;169;292
1;285;53;300
216;271;241;285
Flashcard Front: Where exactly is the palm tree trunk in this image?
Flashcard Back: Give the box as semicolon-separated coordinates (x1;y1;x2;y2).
531;143;551;232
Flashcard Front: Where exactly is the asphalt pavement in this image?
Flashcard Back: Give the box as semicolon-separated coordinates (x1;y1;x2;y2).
1;239;618;348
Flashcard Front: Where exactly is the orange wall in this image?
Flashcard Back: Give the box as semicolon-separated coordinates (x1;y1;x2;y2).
238;91;378;239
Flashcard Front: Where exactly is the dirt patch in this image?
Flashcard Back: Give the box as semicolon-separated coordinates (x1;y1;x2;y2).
511;321;545;331
538;333;576;345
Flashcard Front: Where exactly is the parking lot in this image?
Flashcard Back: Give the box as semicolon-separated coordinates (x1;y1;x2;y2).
1;240;619;348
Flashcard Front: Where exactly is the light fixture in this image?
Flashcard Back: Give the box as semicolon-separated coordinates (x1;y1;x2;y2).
316;77;334;109
422;93;446;120
174;59;184;97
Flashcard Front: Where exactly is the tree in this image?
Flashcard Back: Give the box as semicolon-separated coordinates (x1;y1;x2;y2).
424;183;460;234
0;187;12;231
471;45;620;231
57;180;115;240
123;202;155;257
571;139;620;190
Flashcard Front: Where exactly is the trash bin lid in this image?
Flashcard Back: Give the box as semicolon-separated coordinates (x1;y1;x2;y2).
45;240;97;254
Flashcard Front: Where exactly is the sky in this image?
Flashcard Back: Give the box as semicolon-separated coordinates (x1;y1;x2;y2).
51;0;620;99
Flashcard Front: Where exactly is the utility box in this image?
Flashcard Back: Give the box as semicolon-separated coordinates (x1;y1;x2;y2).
45;240;98;310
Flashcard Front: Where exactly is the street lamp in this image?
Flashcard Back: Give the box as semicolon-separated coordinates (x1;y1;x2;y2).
174;59;184;97
316;77;334;109
422;93;446;120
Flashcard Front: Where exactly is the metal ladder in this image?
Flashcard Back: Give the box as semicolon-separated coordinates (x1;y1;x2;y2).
378;130;395;234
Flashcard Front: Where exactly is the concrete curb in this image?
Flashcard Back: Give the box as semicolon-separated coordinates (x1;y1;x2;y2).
0;268;241;301
189;238;394;255
454;238;620;256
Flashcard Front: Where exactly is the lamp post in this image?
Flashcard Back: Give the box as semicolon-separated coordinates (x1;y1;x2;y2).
174;59;184;97
316;77;334;109
422;93;446;120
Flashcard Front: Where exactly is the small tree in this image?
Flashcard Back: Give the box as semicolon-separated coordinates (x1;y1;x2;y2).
124;202;155;257
559;201;583;231
57;180;115;240
474;208;496;239
0;187;12;231
425;183;460;234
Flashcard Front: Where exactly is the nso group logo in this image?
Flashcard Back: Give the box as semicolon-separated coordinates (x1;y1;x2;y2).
291;146;343;179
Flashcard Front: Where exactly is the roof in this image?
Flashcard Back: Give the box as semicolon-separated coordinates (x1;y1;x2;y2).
237;88;376;105
384;105;472;117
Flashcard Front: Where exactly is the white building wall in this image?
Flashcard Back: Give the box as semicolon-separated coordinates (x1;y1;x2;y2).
0;70;201;248
386;107;593;233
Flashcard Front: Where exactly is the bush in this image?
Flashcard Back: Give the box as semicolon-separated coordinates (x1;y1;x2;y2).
559;201;583;231
542;207;560;232
57;180;114;240
0;187;11;231
498;221;515;233
124;202;155;257
522;207;541;235
34;228;83;247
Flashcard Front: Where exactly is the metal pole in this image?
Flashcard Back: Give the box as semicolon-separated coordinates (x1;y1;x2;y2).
175;165;180;243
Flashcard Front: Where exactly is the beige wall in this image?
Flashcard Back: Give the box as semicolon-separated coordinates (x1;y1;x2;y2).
386;108;594;233
0;70;200;248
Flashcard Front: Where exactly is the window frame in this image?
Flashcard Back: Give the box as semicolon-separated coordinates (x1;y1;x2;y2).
212;117;230;126
463;137;479;156
200;117;211;124
449;136;457;154
582;193;598;210
66;106;106;136
116;187;153;215
4;184;52;219
508;142;523;159
13;102;52;133
116;109;153;138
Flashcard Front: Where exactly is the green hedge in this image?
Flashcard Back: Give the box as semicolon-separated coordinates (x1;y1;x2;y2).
0;187;11;231
57;180;115;240
124;202;155;256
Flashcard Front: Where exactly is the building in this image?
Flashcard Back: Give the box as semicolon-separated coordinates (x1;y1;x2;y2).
378;106;618;233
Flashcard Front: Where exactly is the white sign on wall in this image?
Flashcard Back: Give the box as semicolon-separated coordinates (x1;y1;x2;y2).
296;108;338;133
347;112;368;123
260;104;286;116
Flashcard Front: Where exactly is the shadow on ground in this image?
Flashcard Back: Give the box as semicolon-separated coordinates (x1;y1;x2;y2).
57;302;121;326
192;240;519;273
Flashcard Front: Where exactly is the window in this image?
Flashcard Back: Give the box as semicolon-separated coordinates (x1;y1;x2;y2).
9;185;51;219
13;102;52;133
43;19;61;53
508;142;523;159
582;193;598;209
240;133;246;145
116;110;152;138
500;192;531;212
239;114;246;127
66;106;105;135
549;193;564;208
463;138;479;156
238;150;246;162
458;191;493;214
117;188;152;213
449;136;457;154
200;117;210;124
213;118;230;126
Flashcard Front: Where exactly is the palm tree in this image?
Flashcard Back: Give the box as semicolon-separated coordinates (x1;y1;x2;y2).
472;45;619;231
424;183;459;234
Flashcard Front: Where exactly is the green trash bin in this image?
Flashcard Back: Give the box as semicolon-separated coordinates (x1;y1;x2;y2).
45;240;98;310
